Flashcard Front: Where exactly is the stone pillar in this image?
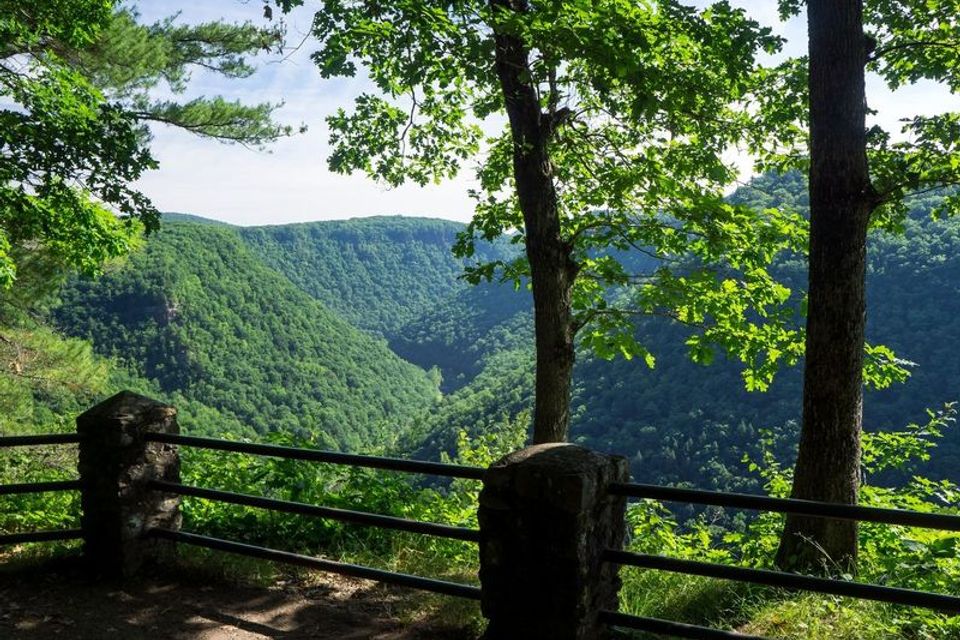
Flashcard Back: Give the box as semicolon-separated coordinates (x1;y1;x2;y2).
77;390;181;578
479;443;629;640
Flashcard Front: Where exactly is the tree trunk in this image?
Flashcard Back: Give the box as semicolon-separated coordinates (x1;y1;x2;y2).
490;0;576;444
776;0;876;574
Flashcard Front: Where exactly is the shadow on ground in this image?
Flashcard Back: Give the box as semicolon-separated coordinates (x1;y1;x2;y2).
0;556;473;639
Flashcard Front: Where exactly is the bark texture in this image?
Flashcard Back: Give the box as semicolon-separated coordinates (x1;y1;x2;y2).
776;0;877;574
490;0;577;444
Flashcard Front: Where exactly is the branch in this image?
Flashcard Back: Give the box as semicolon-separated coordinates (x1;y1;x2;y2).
872;39;960;61
873;177;960;207
547;62;559;116
131;111;263;149
399;89;419;161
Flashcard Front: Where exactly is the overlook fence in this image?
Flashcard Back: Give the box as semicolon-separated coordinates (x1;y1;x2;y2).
3;390;960;639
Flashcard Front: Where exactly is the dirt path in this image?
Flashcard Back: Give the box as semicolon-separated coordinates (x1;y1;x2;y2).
0;558;474;639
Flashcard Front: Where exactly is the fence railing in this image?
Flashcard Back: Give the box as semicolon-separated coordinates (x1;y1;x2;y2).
3;390;960;640
0;434;83;548
145;432;486;480
1;392;483;602
141;431;483;600
600;483;960;639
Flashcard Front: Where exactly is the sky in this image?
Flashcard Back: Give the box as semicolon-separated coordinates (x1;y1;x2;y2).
133;0;960;226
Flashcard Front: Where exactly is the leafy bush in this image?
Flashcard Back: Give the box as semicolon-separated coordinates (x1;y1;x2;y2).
0;445;79;534
179;412;528;579
619;403;960;638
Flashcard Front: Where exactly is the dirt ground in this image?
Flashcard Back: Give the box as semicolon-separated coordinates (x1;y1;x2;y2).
0;557;475;640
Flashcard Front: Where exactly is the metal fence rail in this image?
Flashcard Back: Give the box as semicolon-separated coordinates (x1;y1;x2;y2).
146;433;486;481
604;481;960;638
0;529;83;546
0;480;82;496
610;482;960;531
150;528;482;600
605;549;960;613
139;436;486;603
598;610;769;640
0;434;83;550
0;431;483;604
0;434;80;448
148;479;480;542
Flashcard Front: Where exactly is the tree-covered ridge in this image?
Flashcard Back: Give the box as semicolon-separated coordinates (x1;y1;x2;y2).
161;212;235;227
398;177;960;489
53;221;441;450
38;173;960;485
240;216;508;338
389;282;531;393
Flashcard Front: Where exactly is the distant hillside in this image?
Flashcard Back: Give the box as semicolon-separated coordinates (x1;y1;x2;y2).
161;212;234;226
240;216;509;339
45;176;960;489
399;176;960;489
389;282;531;392
54;221;441;450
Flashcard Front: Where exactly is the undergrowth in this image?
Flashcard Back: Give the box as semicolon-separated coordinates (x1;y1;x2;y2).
617;403;960;639
3;406;960;639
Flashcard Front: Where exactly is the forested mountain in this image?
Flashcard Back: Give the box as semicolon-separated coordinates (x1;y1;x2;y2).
393;175;960;490
390;283;531;392
39;173;960;490
240;217;508;338
53;223;441;450
239;216;530;394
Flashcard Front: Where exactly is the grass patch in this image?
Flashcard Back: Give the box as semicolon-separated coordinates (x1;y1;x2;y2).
618;569;960;639
742;595;898;639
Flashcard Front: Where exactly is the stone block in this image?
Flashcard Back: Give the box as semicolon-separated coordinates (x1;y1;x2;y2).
77;391;182;578
479;443;629;640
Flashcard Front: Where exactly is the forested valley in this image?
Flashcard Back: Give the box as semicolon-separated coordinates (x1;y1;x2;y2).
5;0;960;638
11;172;954;493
